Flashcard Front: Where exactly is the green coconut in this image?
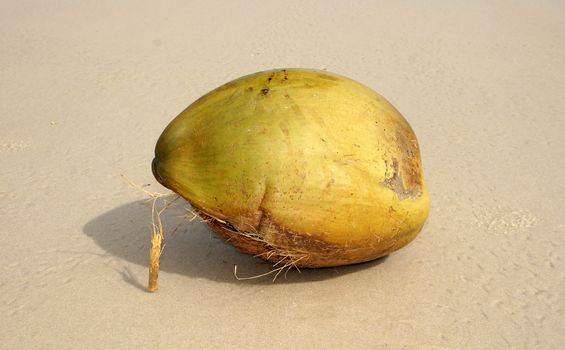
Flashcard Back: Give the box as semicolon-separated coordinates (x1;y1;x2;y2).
152;68;429;269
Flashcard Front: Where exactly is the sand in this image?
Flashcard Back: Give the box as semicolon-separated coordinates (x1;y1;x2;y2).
1;1;564;348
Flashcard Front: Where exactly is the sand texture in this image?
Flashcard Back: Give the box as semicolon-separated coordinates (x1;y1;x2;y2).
1;1;564;349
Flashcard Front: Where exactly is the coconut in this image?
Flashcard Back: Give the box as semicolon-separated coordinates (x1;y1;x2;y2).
152;68;430;270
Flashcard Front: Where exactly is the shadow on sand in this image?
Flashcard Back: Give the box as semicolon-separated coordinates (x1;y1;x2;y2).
83;199;387;287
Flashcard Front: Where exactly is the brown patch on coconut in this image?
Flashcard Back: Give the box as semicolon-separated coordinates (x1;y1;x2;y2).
197;208;409;269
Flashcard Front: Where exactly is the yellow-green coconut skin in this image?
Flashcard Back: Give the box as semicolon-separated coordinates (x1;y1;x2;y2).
152;68;429;268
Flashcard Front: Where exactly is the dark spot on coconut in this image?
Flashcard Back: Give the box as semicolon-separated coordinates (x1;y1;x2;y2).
266;72;275;83
380;157;422;200
260;88;269;96
282;69;288;81
394;129;423;192
246;86;254;92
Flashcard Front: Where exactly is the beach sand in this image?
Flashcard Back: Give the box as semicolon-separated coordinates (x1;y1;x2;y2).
1;1;564;348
